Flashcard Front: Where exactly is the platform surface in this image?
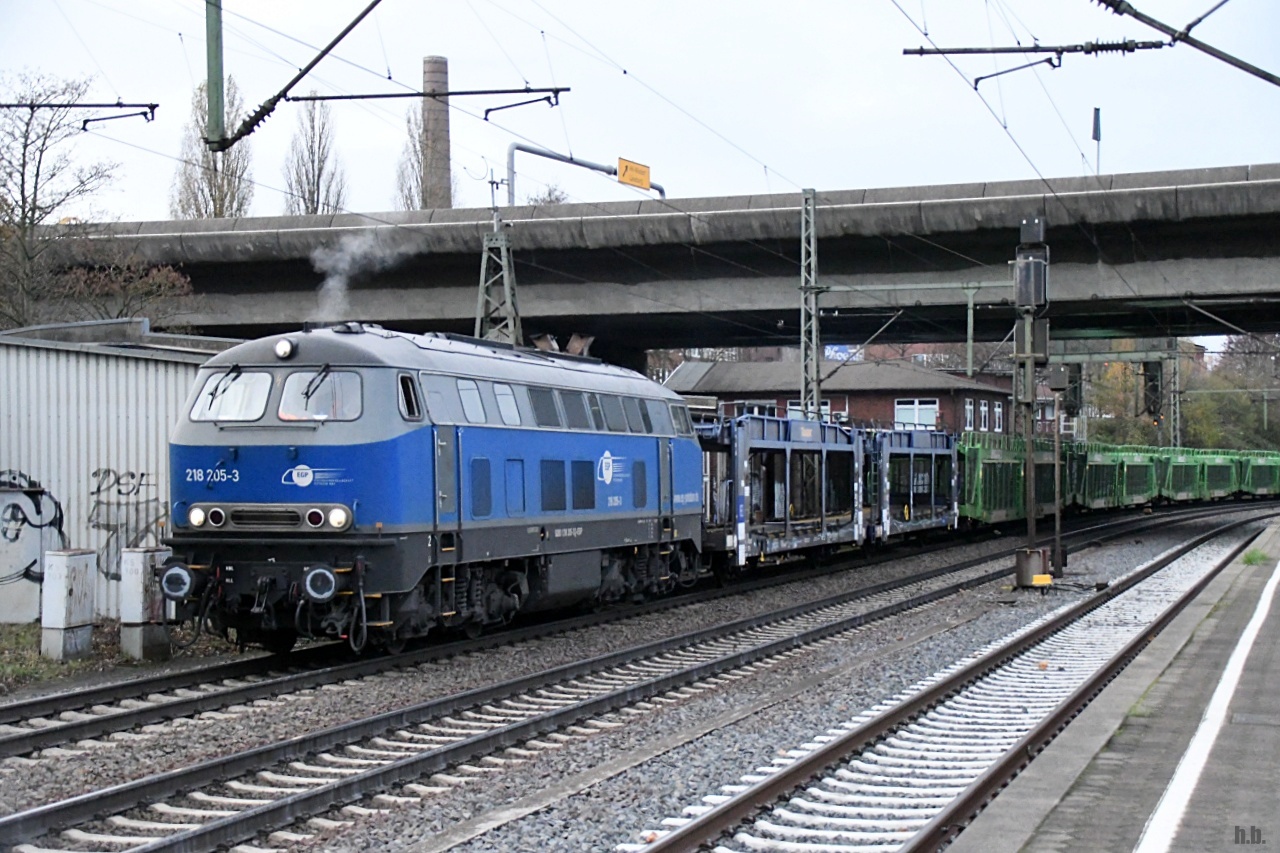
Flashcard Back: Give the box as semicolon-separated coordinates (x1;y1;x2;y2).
951;519;1280;853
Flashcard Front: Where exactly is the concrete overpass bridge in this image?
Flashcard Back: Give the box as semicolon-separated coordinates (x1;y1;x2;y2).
65;163;1280;365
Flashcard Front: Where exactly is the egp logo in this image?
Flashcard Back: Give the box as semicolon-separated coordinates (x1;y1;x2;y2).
596;451;627;485
597;452;614;485
282;465;314;487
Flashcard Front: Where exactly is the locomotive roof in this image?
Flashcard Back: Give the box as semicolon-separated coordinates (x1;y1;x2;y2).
203;324;677;400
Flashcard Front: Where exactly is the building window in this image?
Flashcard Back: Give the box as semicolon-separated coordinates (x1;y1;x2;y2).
964;398;974;431
994;402;1004;432
786;399;830;419
980;400;989;431
894;398;939;429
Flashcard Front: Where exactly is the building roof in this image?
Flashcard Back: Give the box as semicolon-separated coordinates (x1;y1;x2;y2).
0;318;240;364
664;358;1008;396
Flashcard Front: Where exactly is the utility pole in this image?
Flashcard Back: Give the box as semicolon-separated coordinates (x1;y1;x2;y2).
475;177;521;345
1013;217;1050;587
799;189;822;419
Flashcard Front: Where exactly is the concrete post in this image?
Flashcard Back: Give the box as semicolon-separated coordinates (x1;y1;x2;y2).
120;547;173;660
422;56;452;209
41;550;96;660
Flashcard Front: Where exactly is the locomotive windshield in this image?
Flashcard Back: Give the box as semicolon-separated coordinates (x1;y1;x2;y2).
279;369;363;421
190;368;272;422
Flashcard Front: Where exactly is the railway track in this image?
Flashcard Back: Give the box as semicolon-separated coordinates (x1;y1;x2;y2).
0;518;1120;853
0;503;1242;764
624;512;1271;852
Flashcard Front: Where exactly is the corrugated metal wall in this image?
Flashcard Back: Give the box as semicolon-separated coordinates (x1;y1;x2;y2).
0;343;201;619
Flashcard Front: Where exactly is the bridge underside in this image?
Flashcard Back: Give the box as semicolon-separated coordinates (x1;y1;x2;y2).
186;211;1280;354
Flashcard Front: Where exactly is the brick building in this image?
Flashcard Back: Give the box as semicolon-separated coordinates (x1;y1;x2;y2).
665;359;1011;433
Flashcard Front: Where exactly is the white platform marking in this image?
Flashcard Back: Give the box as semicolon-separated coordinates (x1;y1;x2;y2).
1133;556;1280;853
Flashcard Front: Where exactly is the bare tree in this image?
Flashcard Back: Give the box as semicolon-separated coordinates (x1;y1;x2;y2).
0;72;117;329
394;108;424;211
526;184;569;206
394;106;456;210
171;79;253;218
283;94;346;215
54;253;196;327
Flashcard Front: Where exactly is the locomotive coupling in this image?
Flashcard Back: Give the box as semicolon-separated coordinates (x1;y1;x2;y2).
160;562;208;602
302;564;345;604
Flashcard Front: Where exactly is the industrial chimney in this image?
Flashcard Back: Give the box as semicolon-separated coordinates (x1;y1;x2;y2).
422;56;452;209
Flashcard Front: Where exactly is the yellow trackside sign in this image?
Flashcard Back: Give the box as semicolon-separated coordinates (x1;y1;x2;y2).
618;158;651;190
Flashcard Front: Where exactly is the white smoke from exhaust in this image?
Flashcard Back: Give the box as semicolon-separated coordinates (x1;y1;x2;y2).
310;232;416;323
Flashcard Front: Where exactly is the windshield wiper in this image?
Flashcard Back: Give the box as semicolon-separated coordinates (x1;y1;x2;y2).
302;363;333;409
205;365;242;409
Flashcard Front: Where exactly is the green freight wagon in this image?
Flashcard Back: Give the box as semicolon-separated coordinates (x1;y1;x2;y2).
1202;449;1240;498
958;432;1025;523
1116;446;1158;507
1077;444;1123;509
1238;451;1280;496
1157;449;1202;501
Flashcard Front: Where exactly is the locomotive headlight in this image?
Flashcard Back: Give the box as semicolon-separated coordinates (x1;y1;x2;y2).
188;507;206;527
328;507;350;529
274;338;296;359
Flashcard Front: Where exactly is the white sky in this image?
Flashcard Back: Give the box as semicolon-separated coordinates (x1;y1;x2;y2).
1;0;1277;223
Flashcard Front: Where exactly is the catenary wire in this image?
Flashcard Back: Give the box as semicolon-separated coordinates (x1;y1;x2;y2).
888;0;1172;336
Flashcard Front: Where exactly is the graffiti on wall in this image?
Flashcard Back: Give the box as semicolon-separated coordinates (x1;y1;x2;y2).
0;470;68;587
88;467;165;581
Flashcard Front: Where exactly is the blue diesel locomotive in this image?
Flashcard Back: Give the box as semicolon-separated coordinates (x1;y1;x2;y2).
161;323;704;652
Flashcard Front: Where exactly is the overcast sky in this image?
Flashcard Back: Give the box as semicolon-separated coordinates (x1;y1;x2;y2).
1;0;1277;223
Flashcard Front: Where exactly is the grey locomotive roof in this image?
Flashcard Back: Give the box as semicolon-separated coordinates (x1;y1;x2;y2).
204;324;678;400
665;358;1006;395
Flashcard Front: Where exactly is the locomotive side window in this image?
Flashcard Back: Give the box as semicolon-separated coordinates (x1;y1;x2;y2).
191;370;272;422
560;391;593;430
571;461;595;509
398;374;423;421
599;394;629;432
541;460;566;511
493;383;521;425
278;370;362;421
633;460;648;507
457;379;486;423
623;397;647;433
586;393;607;430
646;400;675;435
471;458;492;517
670;403;694;436
530;387;562;428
